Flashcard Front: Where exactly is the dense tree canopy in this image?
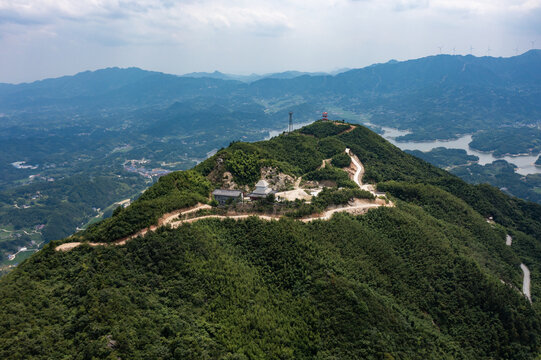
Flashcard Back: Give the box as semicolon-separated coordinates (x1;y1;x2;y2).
2;120;541;359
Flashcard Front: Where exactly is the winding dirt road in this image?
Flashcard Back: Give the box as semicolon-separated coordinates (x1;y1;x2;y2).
56;203;212;252
56;149;390;253
345;148;387;198
345;148;363;187
56;199;385;252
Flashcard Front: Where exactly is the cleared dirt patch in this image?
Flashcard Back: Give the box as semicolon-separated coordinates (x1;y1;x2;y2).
275;189;312;202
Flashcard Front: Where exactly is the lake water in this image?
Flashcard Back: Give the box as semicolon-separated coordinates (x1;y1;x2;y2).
379;126;541;176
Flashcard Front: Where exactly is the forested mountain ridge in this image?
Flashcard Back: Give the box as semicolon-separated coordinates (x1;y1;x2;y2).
2;50;539;126
2;52;540;275
1;121;541;359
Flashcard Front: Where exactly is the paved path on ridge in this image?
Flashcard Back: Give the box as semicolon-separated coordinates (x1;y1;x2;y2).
521;263;532;302
345;148;363;187
345;148;384;197
505;234;532;302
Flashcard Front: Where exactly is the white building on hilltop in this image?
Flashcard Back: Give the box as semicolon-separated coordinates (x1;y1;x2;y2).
248;180;274;200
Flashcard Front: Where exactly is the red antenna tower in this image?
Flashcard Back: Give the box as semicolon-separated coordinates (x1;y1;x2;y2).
322;112;328;120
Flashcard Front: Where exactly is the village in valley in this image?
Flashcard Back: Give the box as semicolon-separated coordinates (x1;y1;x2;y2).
123;159;172;178
0;226;43;274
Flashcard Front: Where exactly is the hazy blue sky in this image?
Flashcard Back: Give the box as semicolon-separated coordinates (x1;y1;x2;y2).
1;0;540;83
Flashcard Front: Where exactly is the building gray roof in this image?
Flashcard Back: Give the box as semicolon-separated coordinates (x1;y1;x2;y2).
255;179;269;188
247;190;276;198
251;187;272;195
212;189;243;197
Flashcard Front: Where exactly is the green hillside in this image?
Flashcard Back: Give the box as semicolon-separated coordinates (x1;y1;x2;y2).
2;52;541;267
1;121;541;359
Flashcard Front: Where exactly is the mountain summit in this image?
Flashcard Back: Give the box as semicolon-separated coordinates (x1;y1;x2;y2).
1;120;541;359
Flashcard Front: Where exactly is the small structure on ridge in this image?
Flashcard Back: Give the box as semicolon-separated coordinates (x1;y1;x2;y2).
247;180;275;200
212;189;243;205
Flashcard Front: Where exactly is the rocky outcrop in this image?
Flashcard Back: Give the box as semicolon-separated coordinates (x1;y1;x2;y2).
260;167;295;191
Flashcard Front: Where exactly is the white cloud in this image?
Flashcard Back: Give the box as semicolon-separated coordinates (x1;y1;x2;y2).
430;0;541;14
0;0;539;82
0;0;292;41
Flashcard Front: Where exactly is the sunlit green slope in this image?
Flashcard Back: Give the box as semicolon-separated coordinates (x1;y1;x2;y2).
1;121;540;359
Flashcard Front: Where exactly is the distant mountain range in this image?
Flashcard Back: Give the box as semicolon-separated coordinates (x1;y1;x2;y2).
1;51;540;181
1;50;541;313
179;69;348;82
1;50;539;139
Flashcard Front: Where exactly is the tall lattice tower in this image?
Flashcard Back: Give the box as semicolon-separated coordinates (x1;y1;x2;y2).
288;112;293;133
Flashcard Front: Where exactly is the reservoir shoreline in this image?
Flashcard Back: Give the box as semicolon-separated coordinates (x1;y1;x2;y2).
375;125;541;176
